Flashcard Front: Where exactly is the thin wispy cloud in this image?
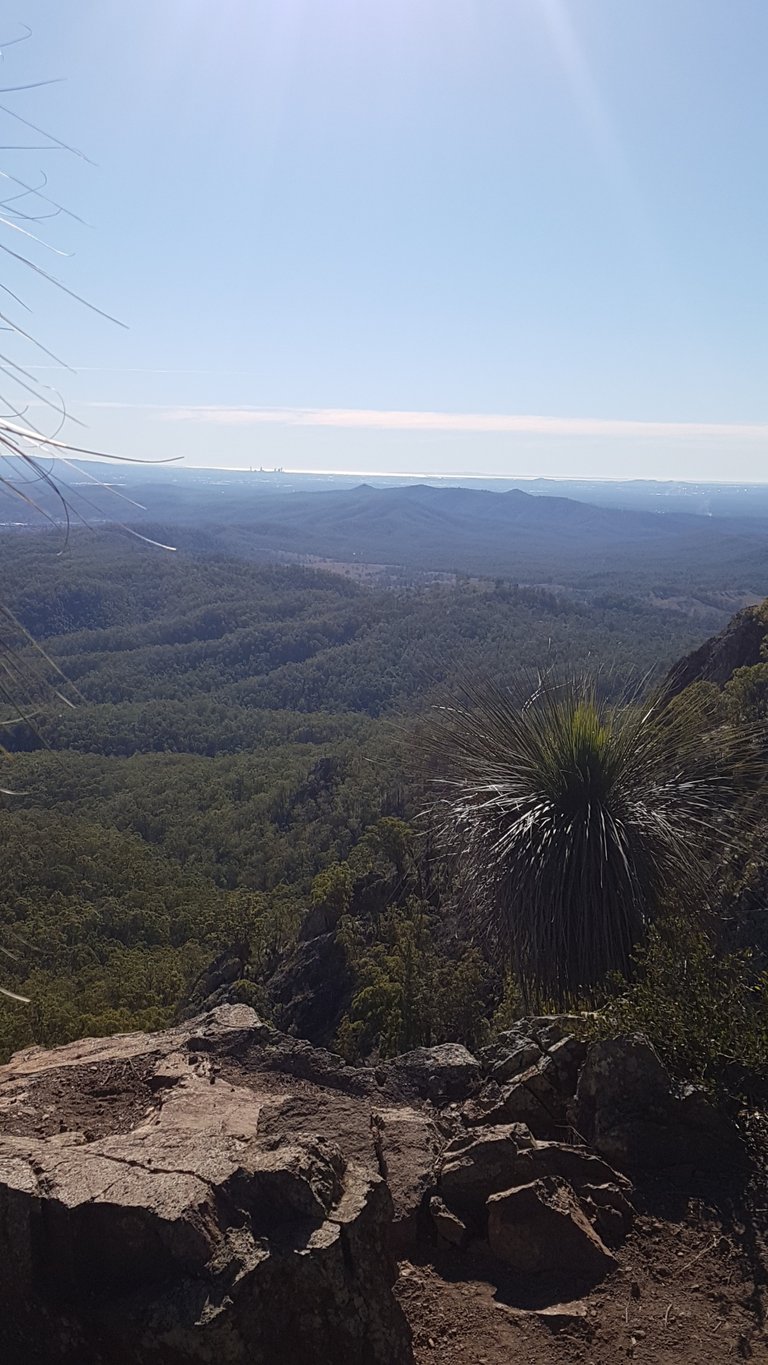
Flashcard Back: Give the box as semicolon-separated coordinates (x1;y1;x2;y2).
147;405;768;442
28;366;259;377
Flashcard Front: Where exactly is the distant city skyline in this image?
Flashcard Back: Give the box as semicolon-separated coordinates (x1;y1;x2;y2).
9;2;768;481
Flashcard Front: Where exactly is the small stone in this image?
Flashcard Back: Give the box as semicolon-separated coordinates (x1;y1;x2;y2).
429;1196;468;1248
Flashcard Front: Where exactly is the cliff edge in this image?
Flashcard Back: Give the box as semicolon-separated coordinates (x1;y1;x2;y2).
0;1005;764;1363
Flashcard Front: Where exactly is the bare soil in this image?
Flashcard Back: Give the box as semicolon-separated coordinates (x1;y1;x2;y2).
0;1055;162;1140
397;1156;768;1364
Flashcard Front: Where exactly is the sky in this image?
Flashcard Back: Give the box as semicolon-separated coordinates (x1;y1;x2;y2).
2;0;768;480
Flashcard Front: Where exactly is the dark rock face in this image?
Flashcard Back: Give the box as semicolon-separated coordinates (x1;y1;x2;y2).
572;1035;746;1173
181;948;250;1018
0;1006;412;1365
547;1035;589;1091
663;601;767;697
266;930;353;1048
298;900;342;942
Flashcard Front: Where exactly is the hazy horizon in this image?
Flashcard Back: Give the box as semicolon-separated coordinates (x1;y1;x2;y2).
57;455;768;490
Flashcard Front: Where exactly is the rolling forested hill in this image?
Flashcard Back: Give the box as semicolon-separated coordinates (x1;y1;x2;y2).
0;529;713;1056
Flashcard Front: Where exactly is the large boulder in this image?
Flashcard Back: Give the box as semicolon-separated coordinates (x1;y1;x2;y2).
486;1177;617;1278
572;1035;746;1173
0;1006;413;1365
385;1043;481;1105
493;1056;567;1133
478;1016;584;1083
463;1054;583;1136
371;1106;443;1254
436;1122;633;1257
478;1037;543;1084
475;1020;588;1132
437;1124;537;1221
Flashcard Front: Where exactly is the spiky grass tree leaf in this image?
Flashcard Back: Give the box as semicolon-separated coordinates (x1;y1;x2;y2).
425;677;763;1008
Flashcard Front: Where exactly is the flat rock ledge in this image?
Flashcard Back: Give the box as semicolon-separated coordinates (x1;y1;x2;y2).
0;1005;413;1365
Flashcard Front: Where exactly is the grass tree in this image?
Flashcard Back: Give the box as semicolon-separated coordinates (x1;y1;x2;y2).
427;676;759;1009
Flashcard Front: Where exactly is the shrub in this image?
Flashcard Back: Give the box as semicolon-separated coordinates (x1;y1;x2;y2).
591;914;768;1100
426;676;760;1007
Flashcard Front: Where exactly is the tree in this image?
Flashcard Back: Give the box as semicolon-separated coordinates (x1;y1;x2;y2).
426;676;760;1008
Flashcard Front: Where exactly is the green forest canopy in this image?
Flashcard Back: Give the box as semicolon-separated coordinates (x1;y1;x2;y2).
0;530;750;1060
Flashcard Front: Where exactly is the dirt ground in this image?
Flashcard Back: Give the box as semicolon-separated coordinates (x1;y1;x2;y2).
0;1054;164;1140
397;1187;768;1364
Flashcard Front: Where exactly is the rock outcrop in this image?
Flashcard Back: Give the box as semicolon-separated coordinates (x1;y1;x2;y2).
572;1034;747;1173
385;1042;482;1105
0;1007;747;1363
433;1121;632;1276
372;1105;444;1254
663;600;768;697
469;1017;587;1136
0;1005;412;1365
486;1177;618;1276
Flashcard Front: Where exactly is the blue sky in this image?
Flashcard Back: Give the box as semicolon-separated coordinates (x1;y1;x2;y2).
5;1;768;479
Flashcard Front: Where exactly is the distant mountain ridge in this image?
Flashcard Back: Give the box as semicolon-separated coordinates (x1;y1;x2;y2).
3;476;768;594
171;481;768;592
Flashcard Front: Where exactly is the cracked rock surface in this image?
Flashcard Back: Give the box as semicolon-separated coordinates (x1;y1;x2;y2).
0;1005;413;1365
